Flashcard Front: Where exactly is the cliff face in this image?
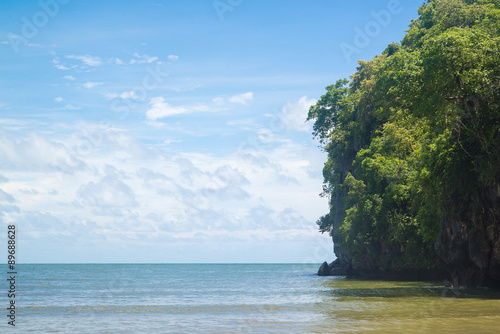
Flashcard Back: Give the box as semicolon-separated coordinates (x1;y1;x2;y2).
320;159;500;287
437;183;500;288
322;183;500;288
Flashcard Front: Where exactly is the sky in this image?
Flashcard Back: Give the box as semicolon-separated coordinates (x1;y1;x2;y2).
0;0;424;263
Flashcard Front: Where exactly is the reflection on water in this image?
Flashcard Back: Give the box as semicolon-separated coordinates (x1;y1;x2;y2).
312;277;500;333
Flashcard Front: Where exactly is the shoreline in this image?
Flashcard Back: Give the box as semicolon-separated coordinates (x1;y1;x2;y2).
318;260;449;283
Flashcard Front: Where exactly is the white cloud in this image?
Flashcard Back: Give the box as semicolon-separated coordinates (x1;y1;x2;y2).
0;117;328;262
114;58;124;65
63;75;76;81
77;175;137;210
0;129;85;173
145;97;214;121
54;64;71;70
52;58;75;70
168;55;179;61
119;91;137;99
279;96;316;132
146;97;188;120
228;92;254;105
212;92;254;106
66;55;103;67
0;189;15;203
83;82;104;89
130;53;158;64
54;97;63;102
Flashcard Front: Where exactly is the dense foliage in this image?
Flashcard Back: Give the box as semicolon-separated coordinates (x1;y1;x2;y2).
308;0;500;272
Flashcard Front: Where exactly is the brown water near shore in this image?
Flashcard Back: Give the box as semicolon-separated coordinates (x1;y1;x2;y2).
310;278;500;333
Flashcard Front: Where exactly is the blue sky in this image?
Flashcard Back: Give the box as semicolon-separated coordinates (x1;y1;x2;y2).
0;0;423;263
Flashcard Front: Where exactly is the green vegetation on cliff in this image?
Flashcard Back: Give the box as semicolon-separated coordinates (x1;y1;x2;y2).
309;0;500;285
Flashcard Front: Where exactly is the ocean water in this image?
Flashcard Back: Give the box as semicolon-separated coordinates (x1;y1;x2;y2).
1;264;500;333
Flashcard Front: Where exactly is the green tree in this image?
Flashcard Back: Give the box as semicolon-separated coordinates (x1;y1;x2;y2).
309;0;500;284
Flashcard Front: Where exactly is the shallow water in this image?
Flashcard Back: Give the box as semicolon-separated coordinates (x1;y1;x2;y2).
1;264;499;333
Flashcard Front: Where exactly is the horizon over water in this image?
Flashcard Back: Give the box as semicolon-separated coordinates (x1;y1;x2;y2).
1;263;500;333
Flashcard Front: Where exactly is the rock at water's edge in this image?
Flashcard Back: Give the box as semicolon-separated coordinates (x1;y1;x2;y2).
317;261;329;276
318;259;351;276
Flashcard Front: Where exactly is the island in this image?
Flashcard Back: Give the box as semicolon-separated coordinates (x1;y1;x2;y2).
309;0;500;288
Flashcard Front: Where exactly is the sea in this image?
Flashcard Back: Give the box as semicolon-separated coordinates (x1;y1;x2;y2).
1;263;500;333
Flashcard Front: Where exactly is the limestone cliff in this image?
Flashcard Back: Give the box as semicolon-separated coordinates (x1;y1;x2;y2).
312;0;500;289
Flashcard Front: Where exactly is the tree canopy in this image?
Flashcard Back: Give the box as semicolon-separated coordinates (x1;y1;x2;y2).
308;0;500;276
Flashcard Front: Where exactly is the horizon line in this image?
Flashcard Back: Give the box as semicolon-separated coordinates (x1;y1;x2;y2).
4;262;325;265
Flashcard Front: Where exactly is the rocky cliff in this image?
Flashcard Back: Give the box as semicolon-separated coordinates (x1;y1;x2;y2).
312;0;500;289
436;183;500;288
318;182;500;288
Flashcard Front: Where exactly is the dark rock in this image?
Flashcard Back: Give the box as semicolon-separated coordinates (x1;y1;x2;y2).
327;260;337;275
328;258;350;276
436;183;500;288
317;261;329;276
330;268;345;275
317;259;352;276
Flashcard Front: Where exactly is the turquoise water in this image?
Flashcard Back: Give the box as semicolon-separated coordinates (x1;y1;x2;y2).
1;264;500;333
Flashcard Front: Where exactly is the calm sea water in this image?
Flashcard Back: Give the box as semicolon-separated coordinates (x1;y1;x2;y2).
1;264;499;333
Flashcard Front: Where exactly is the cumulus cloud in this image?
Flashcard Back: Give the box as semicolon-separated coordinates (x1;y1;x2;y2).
279;96;316;132
54;97;63;102
228;92;253;105
130;53;158;64
0;204;20;217
66;123;152;160
138;168;191;198
17;211;64;235
0;129;85;173
168;55;179;61
66;54;103;67
0;116;328;262
77;175;137;209
145;97;213;120
146;97;189;120
214;165;250;186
